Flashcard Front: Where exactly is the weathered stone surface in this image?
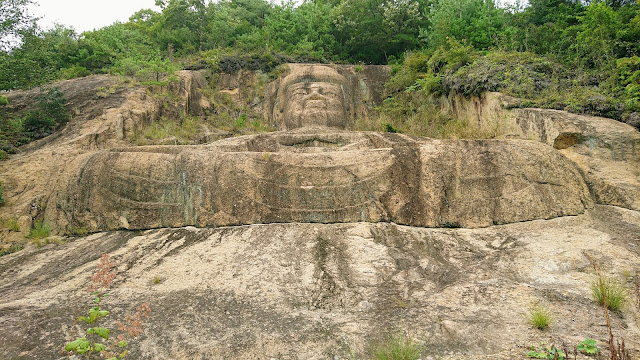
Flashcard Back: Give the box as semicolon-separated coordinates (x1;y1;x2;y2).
1;65;639;360
48;128;592;231
442;92;640;211
1;205;639;359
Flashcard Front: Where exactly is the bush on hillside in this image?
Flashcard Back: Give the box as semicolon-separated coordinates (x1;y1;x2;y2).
22;87;70;138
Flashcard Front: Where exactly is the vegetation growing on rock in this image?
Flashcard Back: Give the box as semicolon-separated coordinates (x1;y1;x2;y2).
1;0;639;133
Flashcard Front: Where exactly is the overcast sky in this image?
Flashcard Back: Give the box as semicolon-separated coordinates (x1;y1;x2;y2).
30;0;522;35
30;0;160;33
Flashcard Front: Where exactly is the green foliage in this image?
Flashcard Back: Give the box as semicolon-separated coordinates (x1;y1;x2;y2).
576;338;598;355
591;275;627;312
527;343;566;360
0;242;23;257
135;116;201;145
110;55;178;84
0;95;7;106
28;221;50;240
613;56;640;113
58;65;90;80
67;294;117;357
0;25;79;90
372;334;422;360
0;181;4;206
65;254;142;360
527;304;553;330
3;217;19;232
22;87;70;138
574;1;623;69
234;113;247;129
427;0;507;50
384;123;397;133
0;0;35;50
64;337;92;354
443;51;559;97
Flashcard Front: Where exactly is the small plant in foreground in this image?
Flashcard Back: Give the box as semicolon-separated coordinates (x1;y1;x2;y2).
592;262;631;360
527;304;553;330
65;254;150;359
372;334;422;360
28;221;50;241
577;338;598;355
527;343;566;360
590;274;626;312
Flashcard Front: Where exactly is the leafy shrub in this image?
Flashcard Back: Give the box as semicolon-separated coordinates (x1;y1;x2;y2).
576;338;598;355
234;113;247;129
110;55;178;85
372;334;422;360
527;343;566;359
0;96;7;106
591;275;626;312
527;304;553;330
23;87;70;138
215;51;291;74
58;65;91;80
443;51;563;97
65;254;151;359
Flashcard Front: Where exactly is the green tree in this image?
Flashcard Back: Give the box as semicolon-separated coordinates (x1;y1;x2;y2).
574;1;623;69
0;24;77;90
0;0;35;49
516;0;584;56
427;0;506;50
331;0;425;63
73;22;154;71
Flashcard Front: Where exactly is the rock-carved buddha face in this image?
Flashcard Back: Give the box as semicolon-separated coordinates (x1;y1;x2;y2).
274;65;350;129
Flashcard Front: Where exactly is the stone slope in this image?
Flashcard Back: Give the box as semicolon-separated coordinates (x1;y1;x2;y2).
1;205;639;359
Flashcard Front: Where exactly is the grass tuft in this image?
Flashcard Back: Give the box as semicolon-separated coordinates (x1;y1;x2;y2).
28;221;50;242
372;334;422;360
591;275;626;312
527;304;553;330
3;217;19;232
0;242;24;256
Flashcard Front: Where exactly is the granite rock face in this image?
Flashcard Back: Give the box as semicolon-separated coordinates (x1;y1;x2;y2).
0;65;639;360
1;206;640;359
443;92;640;211
51;129;592;231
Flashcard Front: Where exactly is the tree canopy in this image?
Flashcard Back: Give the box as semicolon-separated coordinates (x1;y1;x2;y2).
0;0;638;94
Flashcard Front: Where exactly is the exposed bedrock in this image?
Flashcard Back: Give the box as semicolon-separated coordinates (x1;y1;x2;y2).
50;128;592;231
2;205;640;359
443;92;640;211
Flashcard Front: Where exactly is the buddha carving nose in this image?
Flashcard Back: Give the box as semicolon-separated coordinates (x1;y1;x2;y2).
307;87;324;99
